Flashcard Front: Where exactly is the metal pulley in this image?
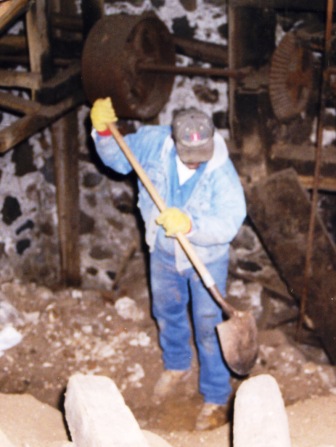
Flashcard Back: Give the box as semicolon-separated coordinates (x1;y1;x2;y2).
269;31;314;122
81;13;176;120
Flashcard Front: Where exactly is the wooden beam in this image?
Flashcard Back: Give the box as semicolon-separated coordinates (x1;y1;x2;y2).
0;89;85;153
0;69;42;89
0;62;80;92
37;62;81;104
0;90;40;114
0;34;27;54
299;175;336;193
50;0;83;286
26;0;53;81
229;0;336;12
270;143;336;179
52;112;81;286
51;12;83;33
0;0;32;33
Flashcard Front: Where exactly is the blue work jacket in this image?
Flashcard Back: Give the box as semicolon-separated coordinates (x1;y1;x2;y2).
92;125;246;272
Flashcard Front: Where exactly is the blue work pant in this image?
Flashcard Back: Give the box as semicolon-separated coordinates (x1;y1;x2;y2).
150;247;232;405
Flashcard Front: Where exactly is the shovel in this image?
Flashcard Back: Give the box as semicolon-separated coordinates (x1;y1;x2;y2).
107;122;259;376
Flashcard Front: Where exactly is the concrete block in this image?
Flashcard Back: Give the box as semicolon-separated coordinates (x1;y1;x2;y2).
64;373;149;447
233;374;291;447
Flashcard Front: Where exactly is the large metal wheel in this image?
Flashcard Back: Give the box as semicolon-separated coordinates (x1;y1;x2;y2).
81;13;176;120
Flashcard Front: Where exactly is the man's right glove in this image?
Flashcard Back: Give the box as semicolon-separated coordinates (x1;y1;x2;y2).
156;208;191;237
90;97;118;133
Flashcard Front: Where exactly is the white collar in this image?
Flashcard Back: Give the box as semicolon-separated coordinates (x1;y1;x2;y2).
175;155;196;185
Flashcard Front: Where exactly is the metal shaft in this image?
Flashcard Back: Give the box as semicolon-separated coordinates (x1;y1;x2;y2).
138;62;248;80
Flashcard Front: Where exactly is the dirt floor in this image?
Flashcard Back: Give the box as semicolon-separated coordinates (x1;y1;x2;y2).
0;228;336;446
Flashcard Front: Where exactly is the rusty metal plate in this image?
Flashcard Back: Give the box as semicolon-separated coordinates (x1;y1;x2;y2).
81;13;176;120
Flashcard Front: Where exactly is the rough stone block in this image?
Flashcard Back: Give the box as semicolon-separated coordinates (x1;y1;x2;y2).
64;373;150;447
0;430;16;447
233;374;291;447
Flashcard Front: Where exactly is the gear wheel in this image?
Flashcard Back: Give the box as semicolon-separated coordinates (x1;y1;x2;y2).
269;32;313;122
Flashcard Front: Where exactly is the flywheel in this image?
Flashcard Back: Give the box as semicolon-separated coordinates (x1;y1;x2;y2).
81;13;176;120
269;31;314;122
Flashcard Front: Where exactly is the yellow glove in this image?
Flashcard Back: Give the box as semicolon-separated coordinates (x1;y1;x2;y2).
156;208;191;237
90;97;118;132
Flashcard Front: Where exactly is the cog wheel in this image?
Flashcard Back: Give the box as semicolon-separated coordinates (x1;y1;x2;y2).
269;32;314;121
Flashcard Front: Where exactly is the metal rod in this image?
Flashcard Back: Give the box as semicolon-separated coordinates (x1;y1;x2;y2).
137;62;248;80
172;35;228;66
296;0;334;340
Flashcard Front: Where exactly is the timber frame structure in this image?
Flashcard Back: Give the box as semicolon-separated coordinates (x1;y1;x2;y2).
0;0;105;285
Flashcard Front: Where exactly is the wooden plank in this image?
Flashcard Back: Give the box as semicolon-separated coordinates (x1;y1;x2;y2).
0;90;40;114
26;0;53;81
298;175;336;192
229;0;336;11
52;112;80;286
0;34;27;54
0;0;31;33
0;63;80;99
37;62;81;104
247;168;336;363
0;33;82;57
270;143;336;179
0;69;41;89
0;89;85;153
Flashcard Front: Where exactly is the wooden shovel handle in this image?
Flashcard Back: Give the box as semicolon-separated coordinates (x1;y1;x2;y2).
108;122;236;316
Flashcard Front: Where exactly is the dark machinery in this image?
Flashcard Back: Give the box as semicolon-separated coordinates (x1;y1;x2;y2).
269;31;314;122
82;13;176;120
82;13;248;120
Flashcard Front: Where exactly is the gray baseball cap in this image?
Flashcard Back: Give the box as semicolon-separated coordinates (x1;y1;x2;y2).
172;108;215;164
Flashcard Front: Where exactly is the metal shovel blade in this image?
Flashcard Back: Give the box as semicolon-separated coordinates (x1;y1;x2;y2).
216;310;259;376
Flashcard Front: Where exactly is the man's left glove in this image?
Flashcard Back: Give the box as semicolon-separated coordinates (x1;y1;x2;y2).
156;207;191;237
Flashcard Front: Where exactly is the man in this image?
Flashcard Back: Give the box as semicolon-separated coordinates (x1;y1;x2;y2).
90;97;246;430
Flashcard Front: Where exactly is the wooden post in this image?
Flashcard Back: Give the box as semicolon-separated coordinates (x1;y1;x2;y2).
52;112;81;286
81;0;104;38
49;0;81;286
227;5;276;180
26;0;54;82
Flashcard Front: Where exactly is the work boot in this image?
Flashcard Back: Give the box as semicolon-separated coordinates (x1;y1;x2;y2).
152;369;190;405
195;403;228;431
